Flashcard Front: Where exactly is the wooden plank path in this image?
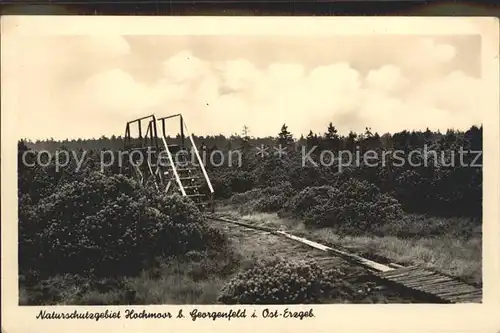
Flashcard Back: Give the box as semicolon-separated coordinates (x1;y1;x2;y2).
377;266;482;303
208;215;483;303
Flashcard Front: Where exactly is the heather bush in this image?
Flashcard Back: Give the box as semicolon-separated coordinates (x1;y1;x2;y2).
209;169;255;199
230;182;296;214
19;172;228;278
287;164;323;190
281;186;340;218
282;179;404;235
252;193;290;212
253;154;294;187
217;258;357;304
209;175;233;199
230;188;262;205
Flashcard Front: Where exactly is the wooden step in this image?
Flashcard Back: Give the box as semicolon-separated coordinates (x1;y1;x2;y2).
179;176;202;181
184;185;201;190
175;167;199;172
162;164;199;170
187;194;205;198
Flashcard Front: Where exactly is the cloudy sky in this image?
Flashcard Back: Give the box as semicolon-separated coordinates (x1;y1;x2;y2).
5;32;485;140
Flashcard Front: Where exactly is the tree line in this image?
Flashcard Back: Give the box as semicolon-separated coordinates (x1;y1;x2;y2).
21;122;482;154
18;122;483;219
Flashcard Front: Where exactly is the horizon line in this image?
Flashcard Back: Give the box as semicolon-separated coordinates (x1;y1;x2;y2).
19;123;483;143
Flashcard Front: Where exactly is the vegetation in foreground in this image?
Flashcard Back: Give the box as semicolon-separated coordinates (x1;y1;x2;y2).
18;123;482;303
218;258;363;304
18;166;238;304
213;124;482;286
221;210;481;285
18;156;378;305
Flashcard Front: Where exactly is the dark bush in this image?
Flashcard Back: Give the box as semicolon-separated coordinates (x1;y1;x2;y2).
217;258;357;304
281;186;339;218
19;172;228;278
230;182;295;213
281;179;404;234
208;169;256;199
287;164;323;190
229;170;255;193
253;154;294;187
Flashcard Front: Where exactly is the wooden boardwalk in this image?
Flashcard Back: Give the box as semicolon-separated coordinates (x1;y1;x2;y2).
209;215;483;304
377;266;482;303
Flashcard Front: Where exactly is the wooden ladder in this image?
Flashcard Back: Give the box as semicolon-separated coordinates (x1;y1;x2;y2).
123;114;214;212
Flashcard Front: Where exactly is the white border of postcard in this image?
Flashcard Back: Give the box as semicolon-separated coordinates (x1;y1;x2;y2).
1;15;499;333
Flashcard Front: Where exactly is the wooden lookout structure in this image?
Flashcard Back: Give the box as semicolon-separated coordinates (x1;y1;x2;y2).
123;114;214;212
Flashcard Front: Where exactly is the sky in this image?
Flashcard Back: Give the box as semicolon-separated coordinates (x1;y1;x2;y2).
3;30;486;140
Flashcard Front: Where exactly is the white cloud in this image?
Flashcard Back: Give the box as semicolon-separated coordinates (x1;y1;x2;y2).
11;36;486;139
419;38;457;63
81;68;158;114
161;50;209;84
218;59;263;96
365;65;408;93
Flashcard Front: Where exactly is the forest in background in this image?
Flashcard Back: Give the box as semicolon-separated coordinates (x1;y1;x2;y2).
22;124;464;154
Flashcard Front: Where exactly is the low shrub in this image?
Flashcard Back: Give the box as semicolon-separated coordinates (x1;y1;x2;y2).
19;172;228;279
230;182;296;214
217;258;357;304
281;186;339;218
209;175;233;199
253;154;295;188
230;188;262;206
281;179;404;235
208;169;256;199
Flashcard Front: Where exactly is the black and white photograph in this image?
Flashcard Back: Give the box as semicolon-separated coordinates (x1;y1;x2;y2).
2;16;499;330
